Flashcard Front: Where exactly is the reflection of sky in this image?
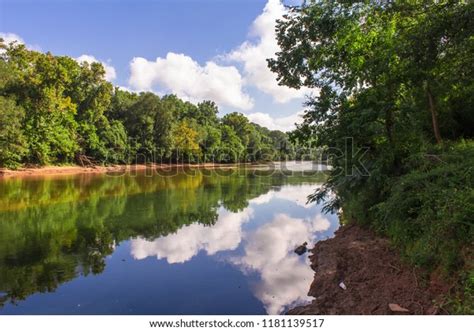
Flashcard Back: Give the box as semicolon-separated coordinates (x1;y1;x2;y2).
131;184;338;314
131;207;254;264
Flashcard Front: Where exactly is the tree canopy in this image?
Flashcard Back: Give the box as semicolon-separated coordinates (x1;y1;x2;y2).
0;41;298;168
269;0;473;311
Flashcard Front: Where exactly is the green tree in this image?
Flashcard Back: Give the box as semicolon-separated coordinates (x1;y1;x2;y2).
0;97;27;168
219;124;245;163
1;43;79;164
172;121;201;162
269;0;474;292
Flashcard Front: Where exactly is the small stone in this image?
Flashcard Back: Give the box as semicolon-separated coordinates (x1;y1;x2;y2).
388;303;409;313
294;242;308;255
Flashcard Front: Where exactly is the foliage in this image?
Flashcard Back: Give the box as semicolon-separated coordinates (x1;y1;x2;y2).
0;97;27;168
269;0;474;311
0;41;296;167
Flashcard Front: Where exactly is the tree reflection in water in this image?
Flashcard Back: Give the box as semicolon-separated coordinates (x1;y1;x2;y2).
0;168;334;313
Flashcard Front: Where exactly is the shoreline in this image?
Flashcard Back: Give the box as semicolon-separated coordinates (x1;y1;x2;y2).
288;224;450;315
0;163;258;179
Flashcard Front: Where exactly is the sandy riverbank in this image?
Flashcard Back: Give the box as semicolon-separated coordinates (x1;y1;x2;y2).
288;224;449;315
0;163;252;179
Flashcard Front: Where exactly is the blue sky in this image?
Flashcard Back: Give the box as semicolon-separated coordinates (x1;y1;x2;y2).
0;0;311;131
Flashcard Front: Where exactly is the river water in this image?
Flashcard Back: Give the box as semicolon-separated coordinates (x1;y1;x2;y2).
0;163;338;314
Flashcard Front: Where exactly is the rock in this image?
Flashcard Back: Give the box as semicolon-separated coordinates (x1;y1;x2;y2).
294;242;308;255
388;303;409;313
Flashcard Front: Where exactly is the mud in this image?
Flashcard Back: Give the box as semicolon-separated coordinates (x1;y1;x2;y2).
288;224;449;315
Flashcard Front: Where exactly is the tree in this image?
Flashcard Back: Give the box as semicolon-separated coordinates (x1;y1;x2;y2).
219;125;245;163
0;97;27;168
0;40;298;168
196;100;219;126
2;45;79;164
65;56;116;160
268;0;474;282
222;112;251;146
171;121;201;163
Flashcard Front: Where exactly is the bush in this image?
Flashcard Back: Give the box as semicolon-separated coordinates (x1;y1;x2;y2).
373;141;474;273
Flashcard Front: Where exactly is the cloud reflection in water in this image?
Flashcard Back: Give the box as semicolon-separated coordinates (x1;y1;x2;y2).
131;207;253;263
130;185;334;314
232;213;331;314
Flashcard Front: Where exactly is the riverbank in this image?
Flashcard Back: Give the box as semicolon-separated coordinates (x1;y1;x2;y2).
288;224;451;315
0;163;250;179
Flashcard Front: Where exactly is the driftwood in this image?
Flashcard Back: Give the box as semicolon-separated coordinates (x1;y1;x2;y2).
77;154;97;168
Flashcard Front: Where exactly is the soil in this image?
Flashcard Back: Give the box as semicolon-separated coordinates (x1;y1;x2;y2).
288;224;450;315
0;163;253;179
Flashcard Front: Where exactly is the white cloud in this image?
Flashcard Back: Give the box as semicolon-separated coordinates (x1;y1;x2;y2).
311;214;331;232
231;210;332;314
0;32;25;45
232;213;316;314
0;32;41;52
76;54;117;81
246;111;303;132
116;85;133;93
250;184;320;208
124;0;314;110
130;207;253;264
128;53;254;110
226;0;311;103
129;184;335;314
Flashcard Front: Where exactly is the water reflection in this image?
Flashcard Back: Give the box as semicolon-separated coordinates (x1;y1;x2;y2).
233;213;331;314
250;185;320;208
131;207;254;264
129;185;335;314
0;168;337;314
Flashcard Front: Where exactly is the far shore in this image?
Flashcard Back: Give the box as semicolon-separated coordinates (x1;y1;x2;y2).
0;163;265;179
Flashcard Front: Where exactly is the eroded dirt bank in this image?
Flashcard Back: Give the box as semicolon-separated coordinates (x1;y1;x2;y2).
289;224;449;315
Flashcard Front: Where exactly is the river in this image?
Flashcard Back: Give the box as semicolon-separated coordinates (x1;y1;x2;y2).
0;163;338;314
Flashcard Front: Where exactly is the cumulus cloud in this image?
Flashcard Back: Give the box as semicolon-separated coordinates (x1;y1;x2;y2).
0;32;41;52
226;0;311;103
0;32;25;45
125;0;313;110
128;53;254;110
231;210;332;314
76;54;117;81
250;184;321;208
232;213;316;314
129;184;335;314
130;207;253;264
311;213;331;232
246;111;303;132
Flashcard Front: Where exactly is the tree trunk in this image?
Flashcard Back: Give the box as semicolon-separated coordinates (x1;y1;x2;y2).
426;85;442;144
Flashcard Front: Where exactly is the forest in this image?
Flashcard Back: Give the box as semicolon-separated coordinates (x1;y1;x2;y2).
269;0;473;312
0;41;299;169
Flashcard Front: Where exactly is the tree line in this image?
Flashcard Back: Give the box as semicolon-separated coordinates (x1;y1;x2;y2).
269;0;473;312
0;41;301;169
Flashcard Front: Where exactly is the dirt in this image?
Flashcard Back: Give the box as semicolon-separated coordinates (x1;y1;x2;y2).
288;224;450;315
0;163;251;179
